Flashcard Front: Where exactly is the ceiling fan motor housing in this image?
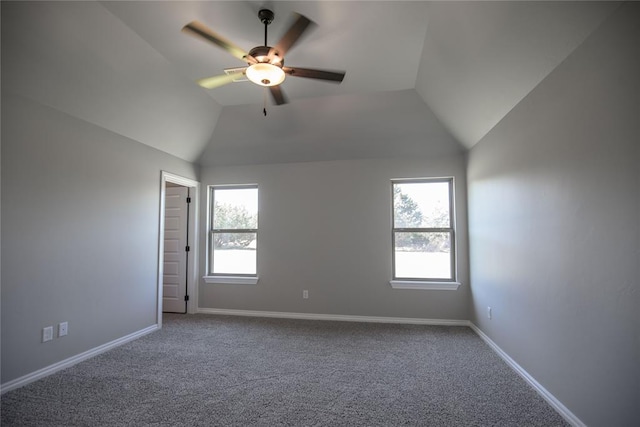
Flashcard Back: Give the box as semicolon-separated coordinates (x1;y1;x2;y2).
247;46;283;66
246;45;285;86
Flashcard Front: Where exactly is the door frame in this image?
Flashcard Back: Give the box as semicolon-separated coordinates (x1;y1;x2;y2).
158;171;200;327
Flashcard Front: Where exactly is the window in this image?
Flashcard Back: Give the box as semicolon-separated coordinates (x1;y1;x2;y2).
207;186;258;282
391;178;458;288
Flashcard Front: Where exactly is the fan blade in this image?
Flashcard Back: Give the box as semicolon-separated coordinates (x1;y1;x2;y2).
284;67;345;83
269;85;288;105
197;72;244;89
182;21;248;62
272;13;316;58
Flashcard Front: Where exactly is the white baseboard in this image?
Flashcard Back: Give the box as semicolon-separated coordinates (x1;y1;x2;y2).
469;323;585;427
197;307;470;326
1;324;159;394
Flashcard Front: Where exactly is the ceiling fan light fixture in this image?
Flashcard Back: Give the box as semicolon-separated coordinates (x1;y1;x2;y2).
246;63;285;87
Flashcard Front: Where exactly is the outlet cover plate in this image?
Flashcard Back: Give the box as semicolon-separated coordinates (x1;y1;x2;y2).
42;326;53;342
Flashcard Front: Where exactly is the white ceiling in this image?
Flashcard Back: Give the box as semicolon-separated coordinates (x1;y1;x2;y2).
415;1;619;147
1;1;619;165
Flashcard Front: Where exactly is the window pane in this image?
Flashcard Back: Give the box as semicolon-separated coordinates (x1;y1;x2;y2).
394;232;452;279
213;188;258;230
212;232;257;275
393;182;450;228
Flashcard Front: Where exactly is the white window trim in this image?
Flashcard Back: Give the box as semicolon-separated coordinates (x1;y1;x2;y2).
203;276;259;285
389;280;461;290
208;184;259;280
391;177;457;283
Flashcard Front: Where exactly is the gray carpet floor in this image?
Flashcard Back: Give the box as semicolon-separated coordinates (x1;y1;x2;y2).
1;314;568;426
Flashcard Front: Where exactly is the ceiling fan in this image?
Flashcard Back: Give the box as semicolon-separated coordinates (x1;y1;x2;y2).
182;8;346;109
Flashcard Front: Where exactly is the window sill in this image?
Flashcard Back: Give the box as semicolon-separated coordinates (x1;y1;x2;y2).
203;276;259;285
389;280;461;290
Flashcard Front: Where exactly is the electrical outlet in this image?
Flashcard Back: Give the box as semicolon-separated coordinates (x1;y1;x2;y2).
303;290;309;299
488;307;492;320
42;326;53;343
58;322;68;337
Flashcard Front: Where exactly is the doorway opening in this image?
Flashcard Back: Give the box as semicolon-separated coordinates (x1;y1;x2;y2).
158;172;199;326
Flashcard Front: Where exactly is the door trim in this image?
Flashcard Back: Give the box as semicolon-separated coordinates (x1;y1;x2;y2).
158;171;200;327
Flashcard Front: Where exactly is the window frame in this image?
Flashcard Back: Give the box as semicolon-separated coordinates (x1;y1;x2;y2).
390;178;460;289
205;184;259;284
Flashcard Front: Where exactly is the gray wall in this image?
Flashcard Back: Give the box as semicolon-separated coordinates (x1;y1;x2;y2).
467;3;639;426
199;155;469;320
1;94;198;383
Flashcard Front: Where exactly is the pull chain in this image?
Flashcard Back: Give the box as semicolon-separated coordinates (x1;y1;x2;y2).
263;88;267;116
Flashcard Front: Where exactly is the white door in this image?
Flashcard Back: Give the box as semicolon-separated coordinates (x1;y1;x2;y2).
163;186;189;313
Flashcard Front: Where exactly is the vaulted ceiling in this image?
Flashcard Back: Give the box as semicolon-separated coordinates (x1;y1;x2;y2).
1;1;619;166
